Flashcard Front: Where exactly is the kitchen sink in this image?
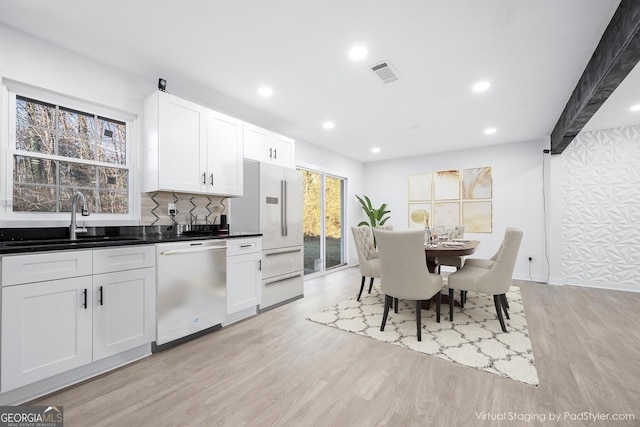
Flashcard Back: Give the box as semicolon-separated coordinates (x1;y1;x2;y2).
4;236;142;247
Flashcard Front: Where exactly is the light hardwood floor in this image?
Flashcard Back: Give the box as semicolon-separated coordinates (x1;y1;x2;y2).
30;267;640;426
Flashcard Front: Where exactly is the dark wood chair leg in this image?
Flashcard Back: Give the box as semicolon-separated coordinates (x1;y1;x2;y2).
500;294;510;319
449;288;454;321
394;298;399;313
435;291;441;323
416;300;422;341
460;290;465;308
493;295;507;332
357;276;365;301
380;295;391;331
368;277;374;294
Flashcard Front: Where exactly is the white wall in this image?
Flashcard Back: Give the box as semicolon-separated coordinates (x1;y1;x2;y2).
295;141;365;266
548;125;640;292
363;138;549;281
0;23;151;116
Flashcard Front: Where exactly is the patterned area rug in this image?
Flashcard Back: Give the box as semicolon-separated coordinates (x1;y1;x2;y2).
307;286;539;386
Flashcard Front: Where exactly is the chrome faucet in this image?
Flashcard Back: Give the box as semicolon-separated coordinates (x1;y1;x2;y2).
70;191;90;240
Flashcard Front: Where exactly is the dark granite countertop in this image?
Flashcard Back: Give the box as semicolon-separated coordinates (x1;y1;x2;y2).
0;226;261;255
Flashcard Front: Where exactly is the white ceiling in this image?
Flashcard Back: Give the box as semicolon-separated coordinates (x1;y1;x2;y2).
1;0;636;163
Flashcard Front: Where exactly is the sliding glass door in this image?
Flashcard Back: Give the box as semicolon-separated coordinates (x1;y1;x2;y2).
324;175;344;270
300;168;346;275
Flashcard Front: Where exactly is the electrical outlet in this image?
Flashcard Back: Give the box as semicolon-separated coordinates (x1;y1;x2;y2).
168;203;176;215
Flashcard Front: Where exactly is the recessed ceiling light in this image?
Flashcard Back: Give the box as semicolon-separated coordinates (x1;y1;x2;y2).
371;147;381;153
257;86;273;97
484;127;497;135
348;45;368;61
323;121;335;129
472;81;491;93
630;104;640;112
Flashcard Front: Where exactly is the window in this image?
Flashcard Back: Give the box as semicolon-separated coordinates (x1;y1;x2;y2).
5;89;132;217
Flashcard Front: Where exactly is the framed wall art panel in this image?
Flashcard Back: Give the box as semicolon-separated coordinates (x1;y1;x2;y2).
408;202;431;229
434;170;460;200
408;172;432;201
462;201;492;233
462;166;492;199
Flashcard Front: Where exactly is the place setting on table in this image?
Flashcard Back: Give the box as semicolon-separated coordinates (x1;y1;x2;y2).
423;225;480;274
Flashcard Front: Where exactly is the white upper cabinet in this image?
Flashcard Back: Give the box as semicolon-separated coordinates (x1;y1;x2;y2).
243;122;295;169
144;91;206;194
206;110;243;196
143;91;243;196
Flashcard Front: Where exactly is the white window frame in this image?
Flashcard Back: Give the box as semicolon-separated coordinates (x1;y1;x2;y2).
1;80;140;226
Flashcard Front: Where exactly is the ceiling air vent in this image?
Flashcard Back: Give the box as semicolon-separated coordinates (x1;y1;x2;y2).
370;60;400;84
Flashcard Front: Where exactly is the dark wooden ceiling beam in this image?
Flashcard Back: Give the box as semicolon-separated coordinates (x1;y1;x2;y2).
550;0;640;154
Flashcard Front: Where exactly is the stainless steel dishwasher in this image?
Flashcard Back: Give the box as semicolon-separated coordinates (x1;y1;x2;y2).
154;239;226;350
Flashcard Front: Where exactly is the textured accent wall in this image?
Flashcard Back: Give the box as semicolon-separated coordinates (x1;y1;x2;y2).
561;125;640;289
140;192;228;226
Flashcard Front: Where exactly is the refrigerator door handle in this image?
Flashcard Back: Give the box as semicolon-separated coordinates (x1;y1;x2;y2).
283;179;288;237
281;179;288;237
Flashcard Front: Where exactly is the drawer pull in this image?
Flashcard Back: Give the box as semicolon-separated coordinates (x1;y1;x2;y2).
265;271;302;285
264;247;302;256
82;288;88;309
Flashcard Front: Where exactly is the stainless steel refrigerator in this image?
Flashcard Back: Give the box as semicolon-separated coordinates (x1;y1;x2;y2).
230;160;303;310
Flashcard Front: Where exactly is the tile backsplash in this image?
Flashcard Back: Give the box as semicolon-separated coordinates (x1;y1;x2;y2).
141;192;228;226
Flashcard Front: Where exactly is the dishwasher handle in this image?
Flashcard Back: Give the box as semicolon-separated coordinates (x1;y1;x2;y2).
160;246;227;256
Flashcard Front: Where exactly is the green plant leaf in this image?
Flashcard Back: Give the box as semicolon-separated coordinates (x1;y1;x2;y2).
364;195;373;211
355;194;390;232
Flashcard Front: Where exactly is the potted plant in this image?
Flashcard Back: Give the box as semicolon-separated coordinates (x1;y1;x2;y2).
355;195;390;246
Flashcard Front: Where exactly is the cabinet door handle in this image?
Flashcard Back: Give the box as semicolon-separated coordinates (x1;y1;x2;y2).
273;148;277;159
258;259;262;271
83;288;88;309
269;147;273;158
210;173;214;186
202;172;207;185
99;286;104;306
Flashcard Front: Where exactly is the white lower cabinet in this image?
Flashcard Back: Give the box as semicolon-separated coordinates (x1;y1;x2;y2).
225;237;262;325
1;246;156;394
92;267;156;361
1;276;93;392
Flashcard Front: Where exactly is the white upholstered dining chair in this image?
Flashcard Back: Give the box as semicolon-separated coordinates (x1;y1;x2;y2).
376;229;442;341
351;226;381;301
446;227;523;332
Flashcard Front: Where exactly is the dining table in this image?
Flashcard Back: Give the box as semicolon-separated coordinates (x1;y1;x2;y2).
424;239;480;273
423;239;480;309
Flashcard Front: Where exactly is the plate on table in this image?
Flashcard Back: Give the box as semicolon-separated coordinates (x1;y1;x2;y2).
443;241;465;247
452;239;471;242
